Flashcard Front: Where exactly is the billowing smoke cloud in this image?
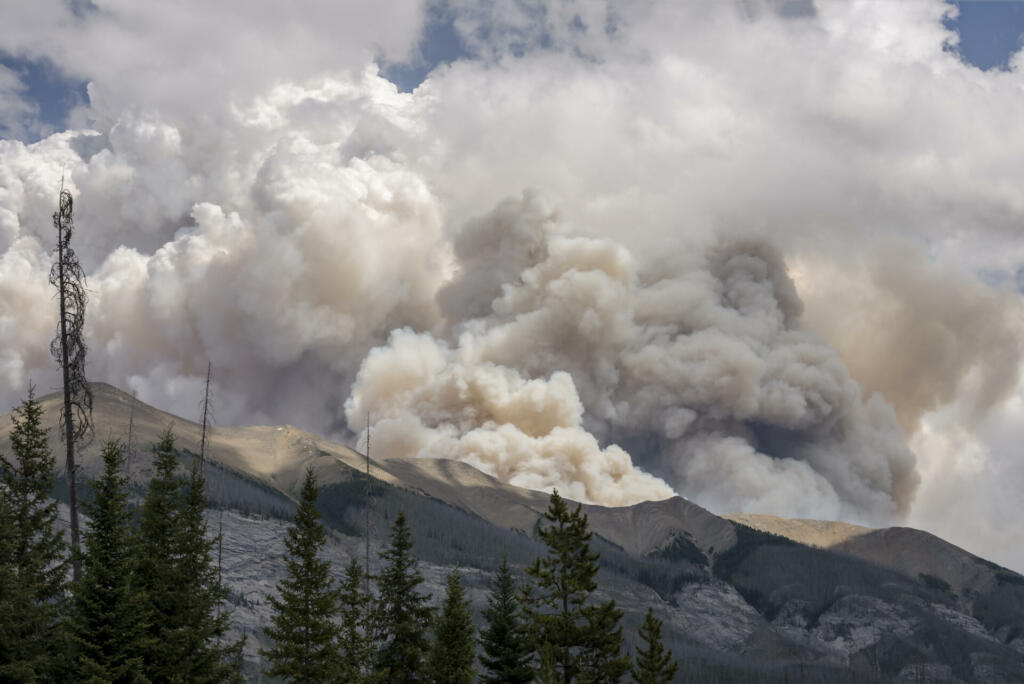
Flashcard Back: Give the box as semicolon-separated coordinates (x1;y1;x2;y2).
347;194;916;519
2;0;1024;553
795;244;1022;434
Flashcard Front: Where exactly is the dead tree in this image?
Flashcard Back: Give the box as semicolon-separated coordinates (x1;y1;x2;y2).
49;186;92;582
365;413;371;595
199;362;212;469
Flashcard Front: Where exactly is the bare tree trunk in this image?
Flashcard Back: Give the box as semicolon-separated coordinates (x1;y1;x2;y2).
57;241;80;581
199;362;212;469
125;389;136;472
365;413;371;595
50;186;92;583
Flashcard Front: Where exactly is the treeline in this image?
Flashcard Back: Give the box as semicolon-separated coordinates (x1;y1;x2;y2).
0;388;244;682
263;468;679;683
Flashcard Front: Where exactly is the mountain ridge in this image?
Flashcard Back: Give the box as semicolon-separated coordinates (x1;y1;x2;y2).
3;382;1023;681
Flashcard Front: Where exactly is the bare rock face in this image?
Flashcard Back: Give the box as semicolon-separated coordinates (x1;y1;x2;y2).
670;580;763;650
811;594;913;656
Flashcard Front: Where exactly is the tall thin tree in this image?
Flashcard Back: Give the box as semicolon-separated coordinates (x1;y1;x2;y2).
71;440;149;682
125;389;137;472
199;362;212;468
49;185;92;582
365;412;371;596
262;467;342;682
523;489;631;684
0;387;70;680
479;559;533;684
630;608;677;684
426;570;476;684
373;512;434;682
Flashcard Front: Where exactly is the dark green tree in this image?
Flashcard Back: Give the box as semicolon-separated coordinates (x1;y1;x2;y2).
0;490;17;675
523;489;631;684
426;570;475;684
173;460;244;682
479;559;533;684
372;512;433;683
135;430;242;683
338;557;372;683
0;388;70;681
261;467;341;683
71;440;149;683
135;429;181;681
631;608;677;684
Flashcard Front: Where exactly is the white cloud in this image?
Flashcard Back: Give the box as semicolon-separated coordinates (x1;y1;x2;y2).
0;66;44;141
1;0;1023;566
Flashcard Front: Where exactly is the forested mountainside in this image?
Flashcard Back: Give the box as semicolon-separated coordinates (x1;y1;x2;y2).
4;383;1023;682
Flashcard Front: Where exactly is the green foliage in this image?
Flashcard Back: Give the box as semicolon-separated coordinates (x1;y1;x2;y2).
0;388;71;681
338;557;372;683
372;511;434;683
172;461;244;682
479;559;533;684
71;440;150;683
523;489;631;683
426;570;476;684
262;466;342;683
135;429;180;681
631;608;677;684
135;430;243;683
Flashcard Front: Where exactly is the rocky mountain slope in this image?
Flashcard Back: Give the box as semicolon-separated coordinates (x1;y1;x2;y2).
4;383;1023;682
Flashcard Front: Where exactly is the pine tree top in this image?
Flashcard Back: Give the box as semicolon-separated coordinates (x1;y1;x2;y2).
479;559;533;684
631;607;678;684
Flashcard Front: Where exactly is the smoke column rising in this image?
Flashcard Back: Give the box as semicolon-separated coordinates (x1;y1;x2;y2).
1;1;1023;552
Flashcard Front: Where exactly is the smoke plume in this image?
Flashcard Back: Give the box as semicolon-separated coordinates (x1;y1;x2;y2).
346;193;916;519
2;1;1024;551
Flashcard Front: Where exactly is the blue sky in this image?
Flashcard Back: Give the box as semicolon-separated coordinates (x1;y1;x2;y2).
3;1;1024;142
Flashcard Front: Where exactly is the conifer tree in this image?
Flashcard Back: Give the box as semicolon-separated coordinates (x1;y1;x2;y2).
524;489;631;684
135;430;242;683
262;467;341;683
135;429;181;681
338;557;371;683
479;559;533;684
0;388;70;681
631;608;677;684
0;490;16;667
71;440;149;683
174;460;244;682
426;570;476;684
372;511;433;683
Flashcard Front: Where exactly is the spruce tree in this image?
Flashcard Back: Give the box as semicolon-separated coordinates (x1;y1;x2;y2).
262;467;342;683
71;440;149;683
372;511;433;683
135;429;242;682
0;470;30;681
0;388;70;681
631;608;677;684
523;489;631;684
338;557;371;682
135;429;181;682
174;460;244;682
479;559;533;684
426;570;476;684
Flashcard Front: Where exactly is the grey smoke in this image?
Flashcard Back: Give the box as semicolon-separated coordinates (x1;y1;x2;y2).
347;193;917;521
2;0;1024;557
